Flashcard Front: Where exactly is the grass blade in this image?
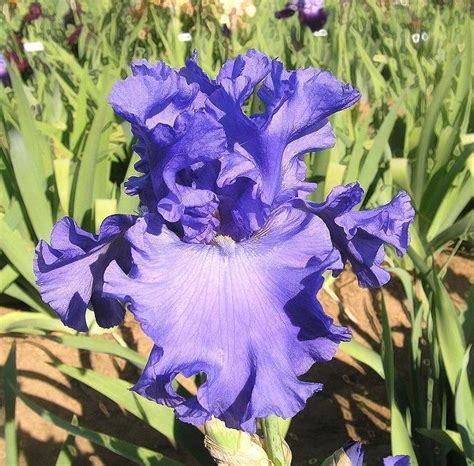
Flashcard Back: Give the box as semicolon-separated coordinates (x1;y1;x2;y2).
17;392;183;466
71;82;113;229
412;54;462;207
4;344;18;466
380;294;418;464
55;416;79;466
53;363;177;446
455;347;474;463
417;428;463;455
45;334;146;368
340;340;385;379
7;129;54;240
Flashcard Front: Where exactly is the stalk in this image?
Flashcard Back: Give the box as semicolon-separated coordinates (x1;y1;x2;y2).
262;416;288;466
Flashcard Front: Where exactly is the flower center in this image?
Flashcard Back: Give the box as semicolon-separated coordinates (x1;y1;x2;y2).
213;235;237;256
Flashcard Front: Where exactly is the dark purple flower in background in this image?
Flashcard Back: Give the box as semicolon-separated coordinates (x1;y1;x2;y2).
63;1;83;47
5;32;33;79
21;2;43;25
275;0;328;32
0;53;11;87
34;50;414;432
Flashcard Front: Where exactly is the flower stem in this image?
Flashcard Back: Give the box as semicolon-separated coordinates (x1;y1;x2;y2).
262;416;288;466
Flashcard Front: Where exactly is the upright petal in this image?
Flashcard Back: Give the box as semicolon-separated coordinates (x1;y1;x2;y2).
298;183;415;288
255;63;360;204
216;50;272;105
34;215;135;331
103;208;349;431
108;60;209;214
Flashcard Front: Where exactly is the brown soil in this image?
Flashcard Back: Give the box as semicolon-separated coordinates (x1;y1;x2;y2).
0;253;472;466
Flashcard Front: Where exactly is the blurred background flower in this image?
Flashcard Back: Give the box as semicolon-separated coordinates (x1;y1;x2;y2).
0;52;11;86
275;0;328;33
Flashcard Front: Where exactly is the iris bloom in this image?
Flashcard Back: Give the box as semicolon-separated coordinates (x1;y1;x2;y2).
34;50;414;432
275;0;328;32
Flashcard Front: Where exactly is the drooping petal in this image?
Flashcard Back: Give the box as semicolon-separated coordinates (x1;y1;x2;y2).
103;208;349;431
297;183;415;288
383;456;411;466
34;215;135;331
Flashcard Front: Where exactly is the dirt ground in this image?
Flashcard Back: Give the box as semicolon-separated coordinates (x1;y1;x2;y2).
0;252;472;466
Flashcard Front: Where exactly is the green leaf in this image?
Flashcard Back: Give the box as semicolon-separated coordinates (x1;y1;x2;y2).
17;392;183;466
71;81;113;229
455;347;474;463
8;63;53;180
55;417;79;466
0;217;36;285
0;311;72;335
0;265;20;294
4;344;18;465
340;340;385;379
95;198;117;231
357;90;407;194
412;54;462;207
380;295;418;464
430;270;466;393
7;129;54;240
53;363;177;446
417;428;463;454
45;334;146;369
428;212;474;253
53;159;72;215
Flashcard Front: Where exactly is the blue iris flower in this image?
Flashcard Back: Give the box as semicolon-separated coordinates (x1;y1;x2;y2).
34;50;414;432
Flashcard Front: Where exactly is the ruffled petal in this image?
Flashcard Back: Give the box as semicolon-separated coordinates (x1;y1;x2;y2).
108;60;210;217
254;62;359;204
216;49;272;105
298;183;415;288
34;215;136;331
109;52;360;242
103;208;349;431
210;51;359;207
